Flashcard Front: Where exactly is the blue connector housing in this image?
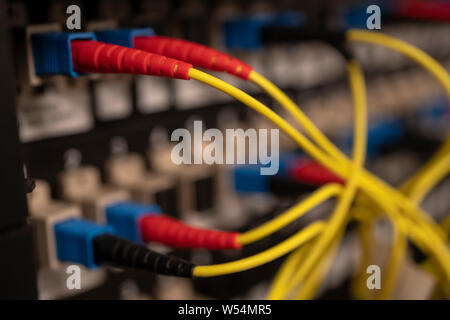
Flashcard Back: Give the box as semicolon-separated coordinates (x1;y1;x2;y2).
95;28;154;48
105;201;161;242
233;152;302;193
54;218;114;269
224;11;305;50
31;32;97;77
341;118;405;158
339;1;392;29
233;164;269;193
278;151;303;175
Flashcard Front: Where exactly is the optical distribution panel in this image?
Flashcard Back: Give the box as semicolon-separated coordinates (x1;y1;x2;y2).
0;0;449;300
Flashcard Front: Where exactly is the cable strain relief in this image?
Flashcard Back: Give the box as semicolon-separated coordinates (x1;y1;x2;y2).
289;159;345;186
92;234;194;277
71;40;192;80
140;215;241;249
226;58;253;80
174;60;192;80
134;36;252;79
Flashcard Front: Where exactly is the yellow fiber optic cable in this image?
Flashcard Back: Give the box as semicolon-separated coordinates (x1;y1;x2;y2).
268;244;311;299
237;183;342;245
346;30;450;98
189;31;450;283
408;152;450;204
251;67;446;264
295;236;341;300
292;60;368;299
268;60;371;300
346;30;450;235
252;30;449;244
378;221;408;300
346;29;450;234
193;222;325;277
401;139;450;193
188;67;450;280
442;214;450;235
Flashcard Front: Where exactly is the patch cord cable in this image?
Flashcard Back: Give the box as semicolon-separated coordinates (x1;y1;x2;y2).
187;62;449;288
344;30;450;299
106;36;450;284
184;45;448;288
226;30;450;299
68;29;448;255
34;33;450;293
130;30;448;241
266;59;368;300
66;38;372;281
265;32;450;298
177;32;450;298
130;31;450;278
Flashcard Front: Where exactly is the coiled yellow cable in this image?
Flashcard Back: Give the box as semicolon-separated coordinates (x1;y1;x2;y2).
188;65;450;282
250;30;450;292
185;30;450;295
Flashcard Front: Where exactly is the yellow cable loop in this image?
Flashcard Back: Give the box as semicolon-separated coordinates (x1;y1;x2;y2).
195;67;446;252
253;50;447;297
188;30;450;285
346;30;450;98
346;29;450;235
346;30;450;288
442;214;450;235
250;30;450;285
250;69;447;262
188;67;450;281
250;30;449;242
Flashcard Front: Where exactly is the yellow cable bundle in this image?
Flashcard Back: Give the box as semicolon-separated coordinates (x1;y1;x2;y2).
290;60;368;299
182;29;450;299
268;60;368;300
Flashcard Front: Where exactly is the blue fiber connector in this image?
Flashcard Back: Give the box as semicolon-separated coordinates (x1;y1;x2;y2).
54;218;114;269
105;201;161;243
224;11;305;50
233;164;270;193
232;152;302;193
341;118;405;158
31;32;97;77
95;28;154;48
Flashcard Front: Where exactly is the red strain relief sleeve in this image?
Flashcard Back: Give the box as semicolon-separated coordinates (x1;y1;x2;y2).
289;159;345;186
70;40;192;80
140;215;242;250
134;36;253;80
225;57;253;80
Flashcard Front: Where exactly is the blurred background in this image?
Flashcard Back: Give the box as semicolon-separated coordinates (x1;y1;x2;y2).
1;0;449;299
